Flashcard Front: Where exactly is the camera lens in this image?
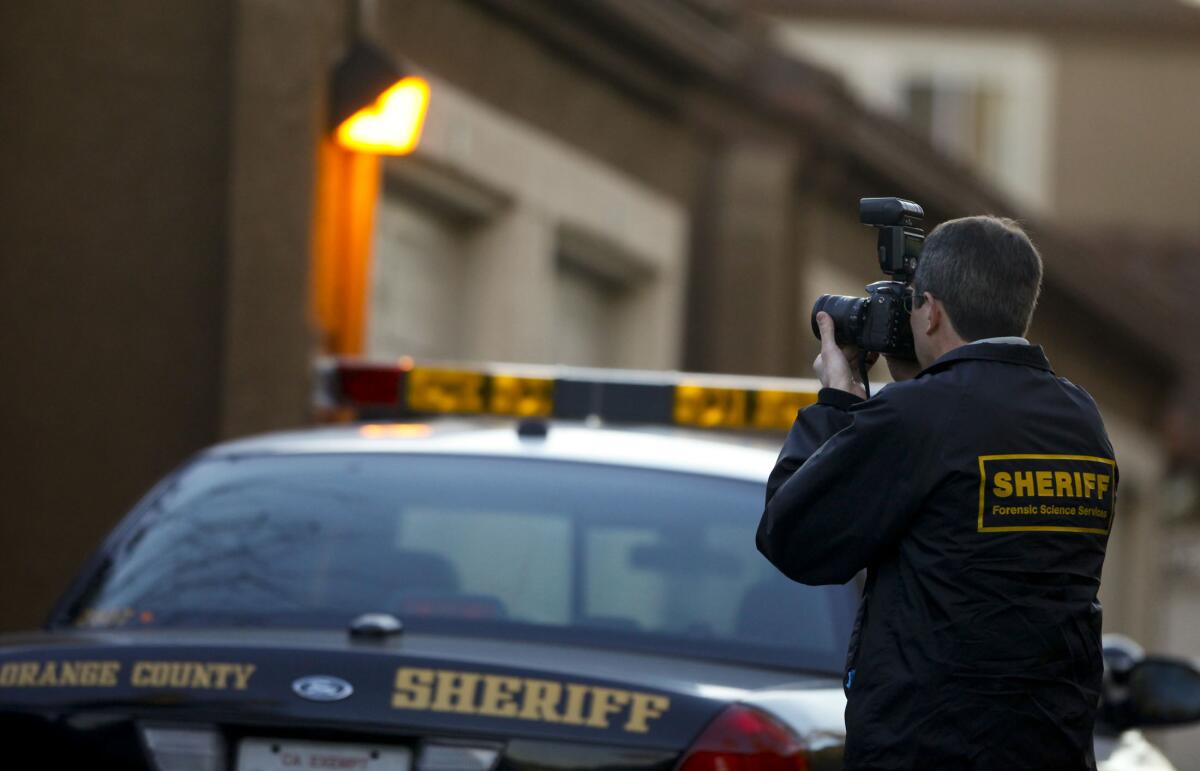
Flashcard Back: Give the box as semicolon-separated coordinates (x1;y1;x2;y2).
811;294;866;347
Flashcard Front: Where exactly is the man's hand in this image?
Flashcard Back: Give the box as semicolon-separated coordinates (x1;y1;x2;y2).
814;312;877;399
885;356;922;382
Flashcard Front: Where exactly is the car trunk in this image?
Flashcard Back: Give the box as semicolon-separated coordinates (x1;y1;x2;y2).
0;629;838;770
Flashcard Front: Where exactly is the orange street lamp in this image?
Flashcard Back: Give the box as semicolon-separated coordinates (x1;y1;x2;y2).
313;42;431;356
330;42;429;156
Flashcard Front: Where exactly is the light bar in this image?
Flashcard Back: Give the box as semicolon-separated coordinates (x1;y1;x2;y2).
318;358;819;432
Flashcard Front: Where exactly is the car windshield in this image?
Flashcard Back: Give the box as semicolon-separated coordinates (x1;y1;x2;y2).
67;453;856;673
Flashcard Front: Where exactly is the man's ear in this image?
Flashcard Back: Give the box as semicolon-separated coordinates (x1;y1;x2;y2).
924;293;941;335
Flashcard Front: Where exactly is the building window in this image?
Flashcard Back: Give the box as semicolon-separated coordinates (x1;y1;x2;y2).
553;253;629;368
903;78;1004;175
768;23;1053;210
367;193;465;360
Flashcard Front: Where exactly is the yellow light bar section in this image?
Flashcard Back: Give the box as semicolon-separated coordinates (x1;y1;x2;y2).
674;385;748;429
673;386;817;430
405;368;554;418
407;368;485;414
490;375;554;417
752;390;818;430
335;76;430;156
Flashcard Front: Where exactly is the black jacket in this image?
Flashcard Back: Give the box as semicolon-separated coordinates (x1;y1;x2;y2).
758;343;1115;770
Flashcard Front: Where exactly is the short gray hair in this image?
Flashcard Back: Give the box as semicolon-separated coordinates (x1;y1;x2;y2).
913;215;1043;340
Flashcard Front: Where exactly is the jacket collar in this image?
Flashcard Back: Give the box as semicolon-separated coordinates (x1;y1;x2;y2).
920;342;1053;376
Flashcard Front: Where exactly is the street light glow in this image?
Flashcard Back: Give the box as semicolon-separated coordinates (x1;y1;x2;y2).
335;76;430;156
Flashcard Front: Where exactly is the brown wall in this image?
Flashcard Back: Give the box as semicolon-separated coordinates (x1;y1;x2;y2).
0;0;235;630
218;0;338;436
687;143;805;375
0;0;323;631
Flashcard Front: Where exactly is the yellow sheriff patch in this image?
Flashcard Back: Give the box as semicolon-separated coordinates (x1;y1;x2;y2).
978;454;1115;534
391;667;671;734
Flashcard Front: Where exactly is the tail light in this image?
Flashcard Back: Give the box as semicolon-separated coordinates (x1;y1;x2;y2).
677;704;810;771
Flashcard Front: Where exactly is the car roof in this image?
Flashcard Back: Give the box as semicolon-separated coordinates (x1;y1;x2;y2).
204;419;781;482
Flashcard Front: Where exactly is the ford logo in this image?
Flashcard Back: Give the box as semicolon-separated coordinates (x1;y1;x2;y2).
292;675;354;702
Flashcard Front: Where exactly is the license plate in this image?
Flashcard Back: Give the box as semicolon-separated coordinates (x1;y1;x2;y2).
237;738;412;771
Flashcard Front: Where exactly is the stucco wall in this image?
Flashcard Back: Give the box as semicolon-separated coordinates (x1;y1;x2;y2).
1052;38;1200;235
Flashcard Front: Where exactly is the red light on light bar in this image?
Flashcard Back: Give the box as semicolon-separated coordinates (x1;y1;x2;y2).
337;363;403;406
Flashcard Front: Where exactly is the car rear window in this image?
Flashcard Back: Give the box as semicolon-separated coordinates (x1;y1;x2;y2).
68;454;856;672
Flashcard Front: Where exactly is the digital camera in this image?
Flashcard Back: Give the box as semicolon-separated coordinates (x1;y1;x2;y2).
810;197;925;359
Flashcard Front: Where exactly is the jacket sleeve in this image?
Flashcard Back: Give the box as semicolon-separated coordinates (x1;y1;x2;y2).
764;388;863;505
757;384;938;586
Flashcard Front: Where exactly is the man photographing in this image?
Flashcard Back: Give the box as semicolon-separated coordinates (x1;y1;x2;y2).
757;212;1115;770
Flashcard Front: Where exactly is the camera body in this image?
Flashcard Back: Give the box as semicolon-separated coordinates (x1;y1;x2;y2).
812;281;913;359
810;197;925;359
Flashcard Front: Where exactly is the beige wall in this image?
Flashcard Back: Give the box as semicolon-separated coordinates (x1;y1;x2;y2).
1155;519;1200;766
768;16;1200;241
1052;37;1200;235
369;76;689;369
769;21;1057;213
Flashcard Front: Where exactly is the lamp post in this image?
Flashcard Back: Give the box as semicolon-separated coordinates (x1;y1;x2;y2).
314;39;430;356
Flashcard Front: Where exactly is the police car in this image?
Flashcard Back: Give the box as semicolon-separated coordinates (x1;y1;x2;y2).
0;360;1195;770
